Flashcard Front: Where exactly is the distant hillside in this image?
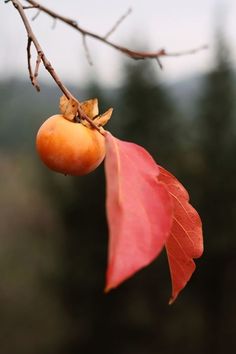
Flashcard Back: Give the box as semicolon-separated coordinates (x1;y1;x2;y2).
0;79;88;150
167;74;204;116
0;75;203;149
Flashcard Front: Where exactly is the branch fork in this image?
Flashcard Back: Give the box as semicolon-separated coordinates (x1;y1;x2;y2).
7;0;207;132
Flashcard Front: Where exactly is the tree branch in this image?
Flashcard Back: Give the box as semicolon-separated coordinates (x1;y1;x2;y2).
10;0;102;132
25;0;207;62
23;5;38;9
6;0;207;133
82;35;93;66
104;7;132;39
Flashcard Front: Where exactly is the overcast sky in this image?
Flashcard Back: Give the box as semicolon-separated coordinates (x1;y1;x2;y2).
1;0;236;87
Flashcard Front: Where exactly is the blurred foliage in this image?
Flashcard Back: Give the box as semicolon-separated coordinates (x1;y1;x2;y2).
0;32;236;354
190;31;236;354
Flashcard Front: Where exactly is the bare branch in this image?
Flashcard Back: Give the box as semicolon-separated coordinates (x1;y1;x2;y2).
26;28;41;91
156;57;163;70
82;35;93;66
104;7;132;39
32;8;40;21
26;0;79;27
51;18;57;30
6;0;208;133
162;45;209;57
33;53;41;90
23;5;38;9
25;0;207;62
10;0;102;132
27;37;34;84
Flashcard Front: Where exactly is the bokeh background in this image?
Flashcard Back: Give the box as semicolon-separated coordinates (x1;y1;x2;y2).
0;1;236;353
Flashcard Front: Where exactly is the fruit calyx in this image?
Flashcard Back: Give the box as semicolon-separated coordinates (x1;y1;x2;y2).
59;95;113;130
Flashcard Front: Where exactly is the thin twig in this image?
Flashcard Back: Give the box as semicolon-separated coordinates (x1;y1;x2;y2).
104;7;132;39
23;5;38;9
156;57;163;70
26;37;38;89
82;35;93;66
10;0;101;132
27;36;41;91
51;18;57;30
33;53;41;90
25;0;207;62
6;0;208;133
162;45;209;57
32;8;40;21
26;0;79;27
26;37;33;78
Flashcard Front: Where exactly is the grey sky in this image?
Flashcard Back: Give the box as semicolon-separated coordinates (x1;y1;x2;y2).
1;0;235;86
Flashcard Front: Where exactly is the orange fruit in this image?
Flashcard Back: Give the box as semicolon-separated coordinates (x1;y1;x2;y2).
36;114;105;176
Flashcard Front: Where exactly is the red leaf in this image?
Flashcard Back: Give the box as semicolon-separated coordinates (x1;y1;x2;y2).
104;132;173;291
158;166;203;303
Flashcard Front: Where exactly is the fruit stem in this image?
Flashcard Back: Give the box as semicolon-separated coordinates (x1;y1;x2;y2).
76;105;103;133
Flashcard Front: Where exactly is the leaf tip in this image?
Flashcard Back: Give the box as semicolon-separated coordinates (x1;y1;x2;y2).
168;296;175;305
104;285;112;294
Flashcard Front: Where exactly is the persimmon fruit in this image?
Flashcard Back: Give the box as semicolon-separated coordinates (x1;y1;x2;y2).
36;114;105;176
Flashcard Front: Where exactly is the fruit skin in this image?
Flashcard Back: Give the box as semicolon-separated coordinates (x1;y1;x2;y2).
36;114;105;176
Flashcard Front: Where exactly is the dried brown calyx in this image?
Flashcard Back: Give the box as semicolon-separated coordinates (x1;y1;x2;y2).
59;95;113;129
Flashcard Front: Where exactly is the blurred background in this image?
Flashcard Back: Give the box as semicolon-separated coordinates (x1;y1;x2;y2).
0;1;236;353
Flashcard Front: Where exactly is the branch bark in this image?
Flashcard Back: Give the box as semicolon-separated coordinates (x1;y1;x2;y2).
11;0;102;132
7;0;207;132
25;0;207;62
